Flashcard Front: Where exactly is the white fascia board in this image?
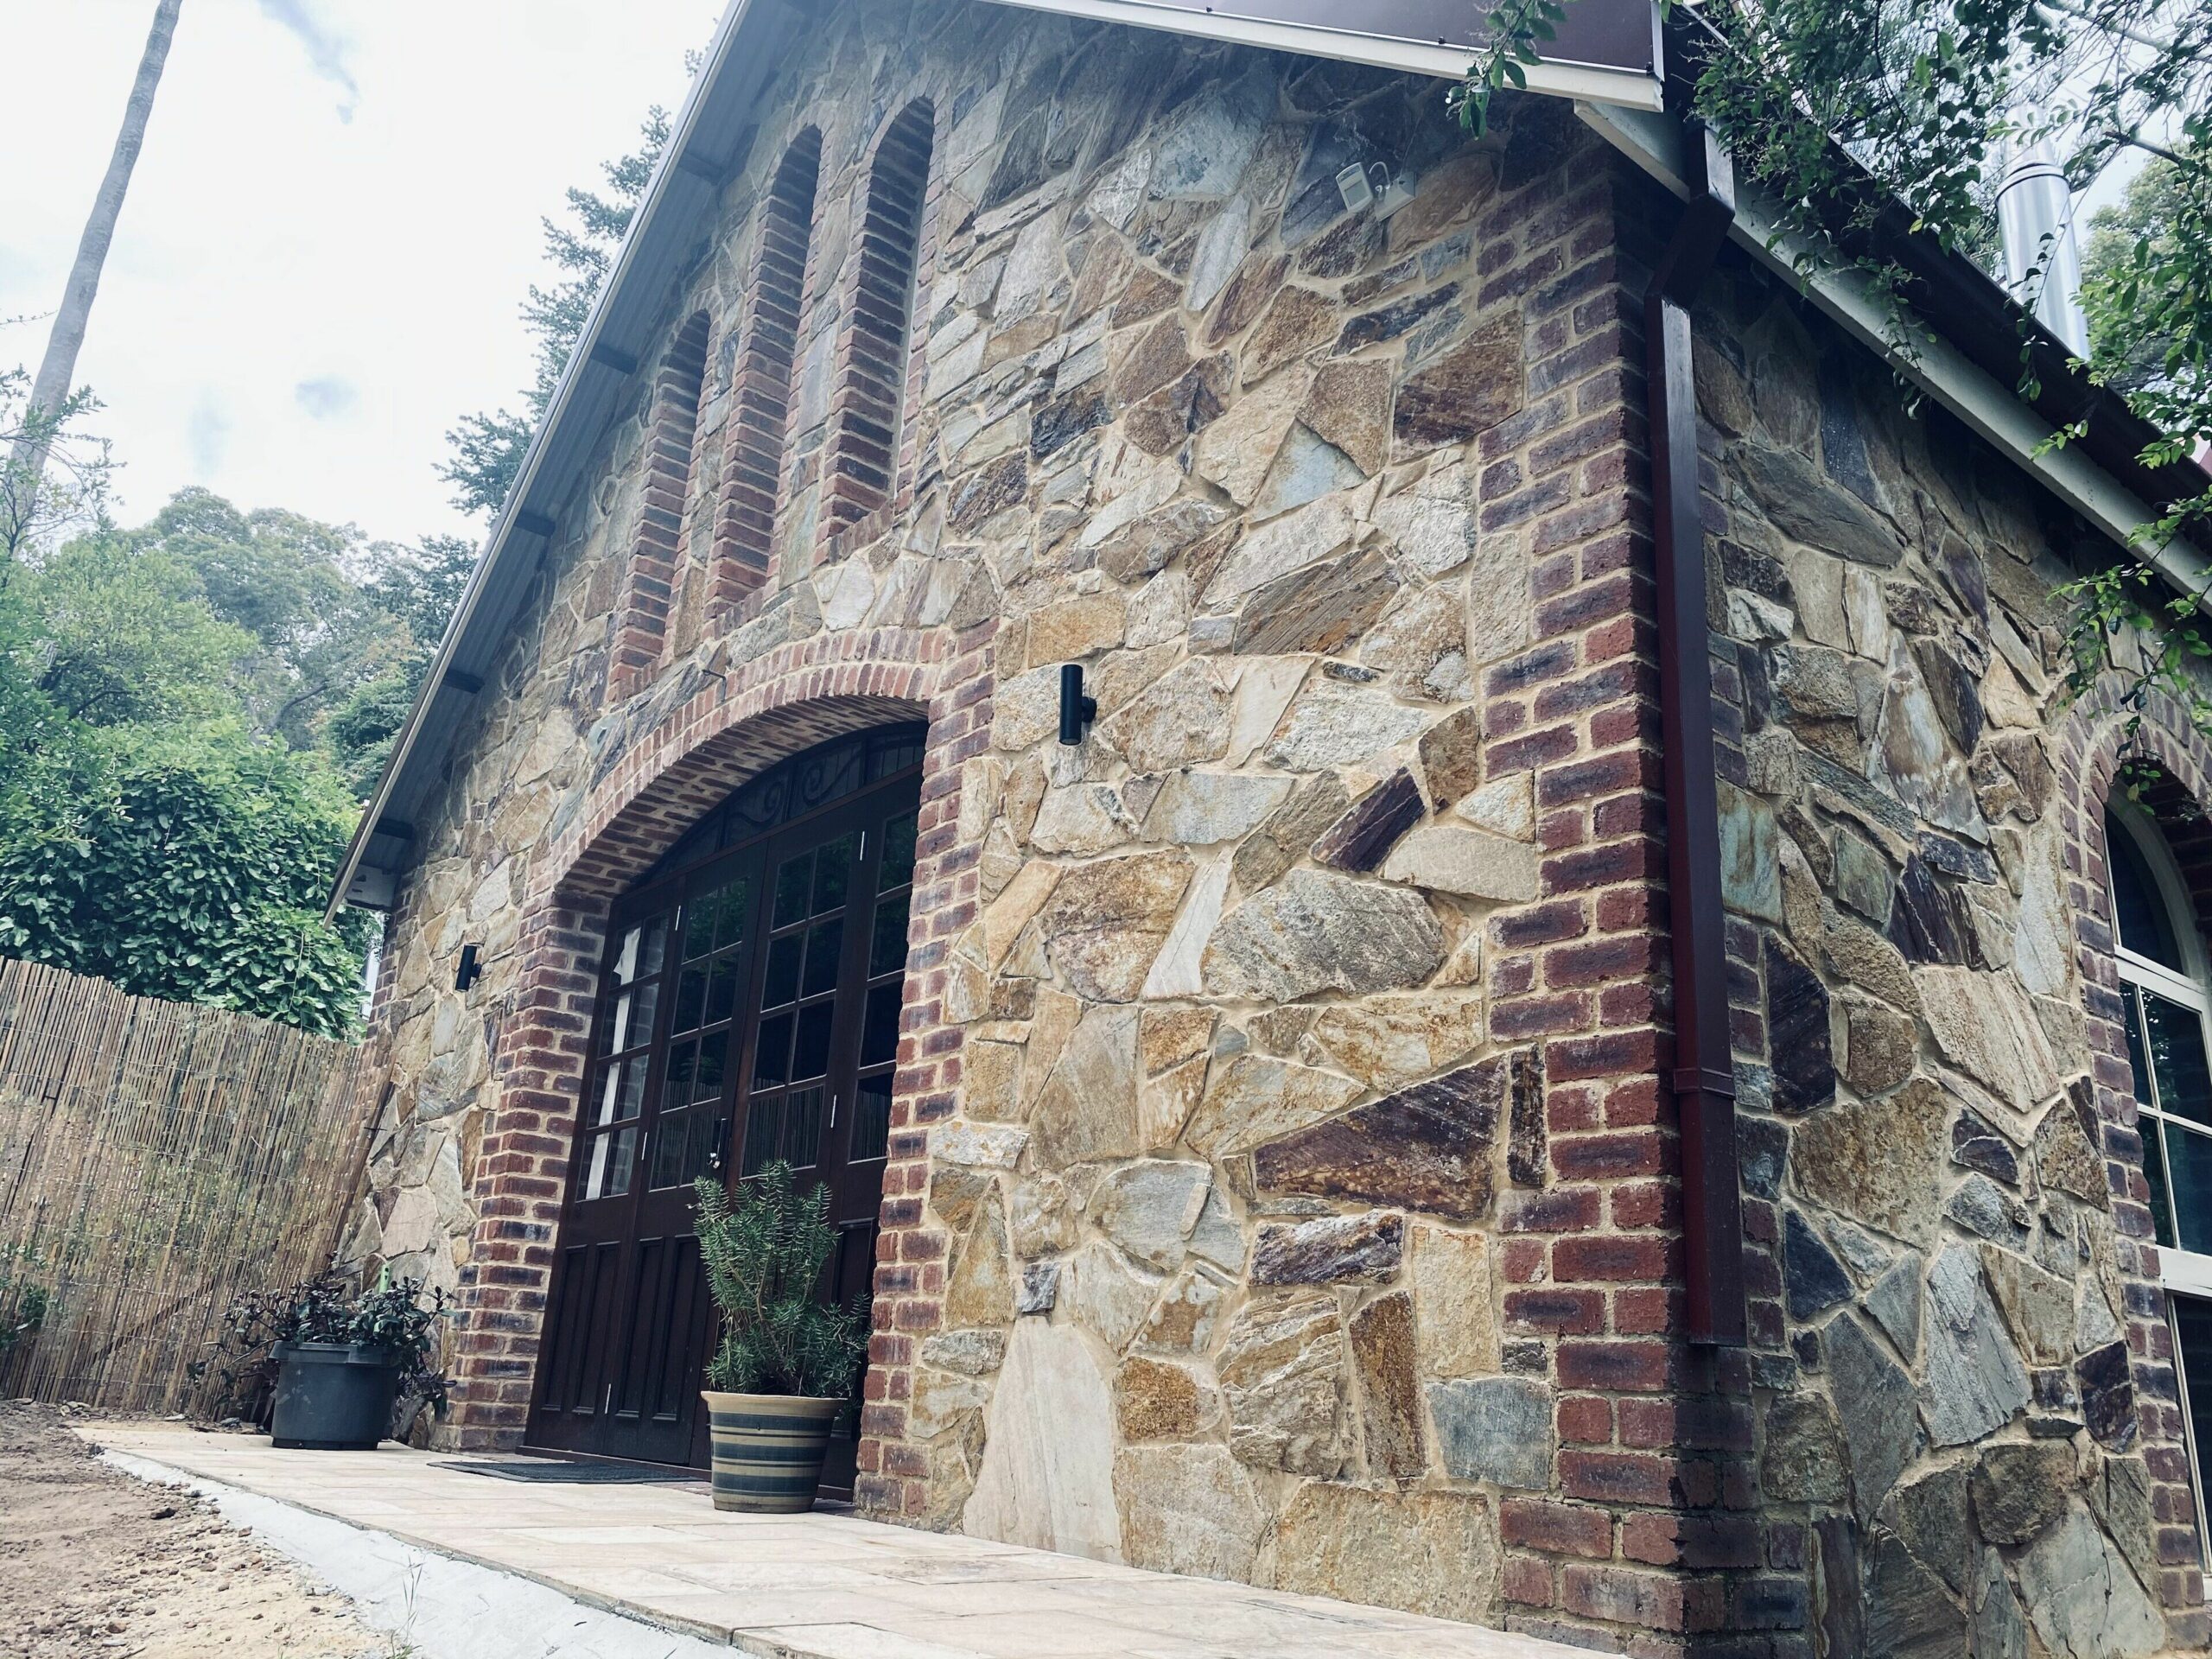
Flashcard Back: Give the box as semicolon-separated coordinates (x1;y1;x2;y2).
985;0;1665;109
1576;98;2212;609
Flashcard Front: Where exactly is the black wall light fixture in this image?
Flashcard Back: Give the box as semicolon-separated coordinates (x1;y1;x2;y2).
1058;664;1096;746
454;944;483;992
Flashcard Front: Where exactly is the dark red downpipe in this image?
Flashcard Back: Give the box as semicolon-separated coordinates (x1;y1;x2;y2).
1644;123;1747;1347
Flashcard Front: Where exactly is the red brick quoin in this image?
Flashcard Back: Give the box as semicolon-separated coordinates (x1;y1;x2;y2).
1430;111;1770;1650
441;625;994;1455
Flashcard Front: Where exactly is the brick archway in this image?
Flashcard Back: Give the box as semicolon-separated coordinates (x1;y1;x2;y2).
2056;677;2212;1585
444;627;977;1450
543;632;947;904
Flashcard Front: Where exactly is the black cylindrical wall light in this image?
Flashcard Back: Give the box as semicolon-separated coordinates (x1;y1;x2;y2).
1058;664;1096;746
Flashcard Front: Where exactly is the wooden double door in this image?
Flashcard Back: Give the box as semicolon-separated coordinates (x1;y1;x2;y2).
529;728;923;1478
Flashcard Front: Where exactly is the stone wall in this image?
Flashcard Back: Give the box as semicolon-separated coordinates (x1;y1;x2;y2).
1695;245;2207;1653
335;0;2204;1649
346;2;1706;1640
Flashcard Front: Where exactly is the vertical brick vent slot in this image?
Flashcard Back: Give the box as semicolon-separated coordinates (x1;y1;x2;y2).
713;130;822;611
610;309;711;698
820;99;934;552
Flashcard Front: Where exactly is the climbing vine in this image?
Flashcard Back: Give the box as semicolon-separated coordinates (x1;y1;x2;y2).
1460;0;2212;747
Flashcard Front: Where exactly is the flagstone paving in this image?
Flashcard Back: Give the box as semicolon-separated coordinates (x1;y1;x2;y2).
87;1423;1600;1658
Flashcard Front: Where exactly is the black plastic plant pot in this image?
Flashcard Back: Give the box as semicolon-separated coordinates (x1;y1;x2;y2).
270;1341;399;1450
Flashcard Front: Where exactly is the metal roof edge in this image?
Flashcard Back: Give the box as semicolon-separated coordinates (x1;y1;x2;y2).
981;0;1664;108
326;0;764;920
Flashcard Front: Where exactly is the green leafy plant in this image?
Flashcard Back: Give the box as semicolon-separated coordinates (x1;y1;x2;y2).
0;372;475;1033
694;1165;869;1399
0;724;372;1036
2081;144;2203;399
1446;0;1571;137
2;1284;49;1358
0;1247;50;1364
192;1271;451;1426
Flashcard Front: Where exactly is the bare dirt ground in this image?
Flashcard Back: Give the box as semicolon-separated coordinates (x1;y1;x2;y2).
0;1401;381;1658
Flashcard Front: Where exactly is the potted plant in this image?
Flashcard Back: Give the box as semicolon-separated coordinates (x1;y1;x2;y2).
693;1163;869;1513
196;1273;449;1450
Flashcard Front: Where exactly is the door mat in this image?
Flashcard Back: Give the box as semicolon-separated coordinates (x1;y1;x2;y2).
433;1458;702;1484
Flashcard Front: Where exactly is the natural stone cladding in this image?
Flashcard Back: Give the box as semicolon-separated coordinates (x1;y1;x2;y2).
1696;238;2204;1655
336;1;2202;1652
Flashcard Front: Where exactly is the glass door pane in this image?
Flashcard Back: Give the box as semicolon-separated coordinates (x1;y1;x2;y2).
2125;988;2179;1250
2144;989;2212;1127
741;832;854;1178
648;869;750;1191
2171;1124;2212;1258
582;913;668;1202
2109;812;2187;970
849;807;917;1166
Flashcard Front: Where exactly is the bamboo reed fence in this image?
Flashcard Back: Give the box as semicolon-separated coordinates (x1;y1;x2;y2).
0;958;372;1414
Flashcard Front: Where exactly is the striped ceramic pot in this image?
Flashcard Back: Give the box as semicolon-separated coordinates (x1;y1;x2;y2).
701;1390;842;1512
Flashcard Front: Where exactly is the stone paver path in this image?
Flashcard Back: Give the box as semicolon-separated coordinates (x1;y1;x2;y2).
89;1425;1598;1659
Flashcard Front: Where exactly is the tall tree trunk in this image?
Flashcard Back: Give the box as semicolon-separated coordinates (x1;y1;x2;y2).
9;0;184;483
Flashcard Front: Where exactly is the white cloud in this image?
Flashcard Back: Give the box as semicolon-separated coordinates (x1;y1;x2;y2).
294;374;357;419
255;0;359;122
187;391;229;476
0;0;717;546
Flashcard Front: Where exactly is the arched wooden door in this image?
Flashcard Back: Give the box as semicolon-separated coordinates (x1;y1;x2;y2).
529;726;924;1482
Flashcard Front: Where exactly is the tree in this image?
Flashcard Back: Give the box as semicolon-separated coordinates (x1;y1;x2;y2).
363;532;476;650
0;723;370;1039
440;109;671;517
18;532;252;728
0;370;111;569
110;490;477;767
126;487;380;747
2082;150;2196;395
0;508;374;1035
0;473;474;1035
134;487;359;655
9;0;181;493
324;533;478;792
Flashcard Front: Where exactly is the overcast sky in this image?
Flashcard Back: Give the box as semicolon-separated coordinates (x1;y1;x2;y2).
0;0;718;548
